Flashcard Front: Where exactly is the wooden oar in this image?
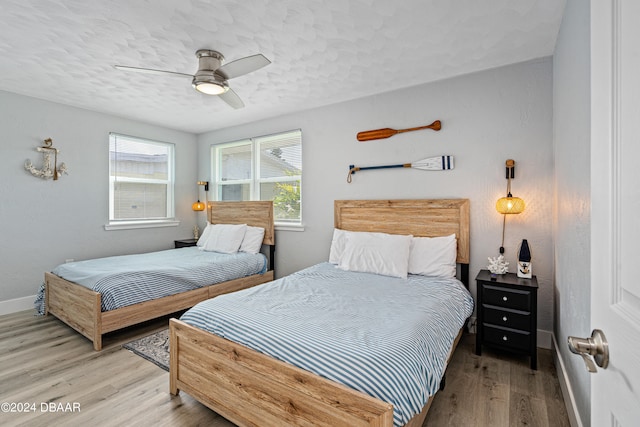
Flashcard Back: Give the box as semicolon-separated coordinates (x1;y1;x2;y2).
357;120;441;142
347;155;454;183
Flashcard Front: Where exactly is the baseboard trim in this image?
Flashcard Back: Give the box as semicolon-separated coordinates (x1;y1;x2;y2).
552;333;583;427
0;295;36;316
538;328;552;349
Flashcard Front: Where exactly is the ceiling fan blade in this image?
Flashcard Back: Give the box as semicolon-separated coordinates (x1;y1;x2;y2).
217;54;271;80
114;65;193;78
218;88;245;109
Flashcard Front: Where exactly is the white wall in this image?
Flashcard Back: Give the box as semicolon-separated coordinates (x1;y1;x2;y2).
0;91;197;313
553;0;591;424
198;59;556;332
0;59;557;338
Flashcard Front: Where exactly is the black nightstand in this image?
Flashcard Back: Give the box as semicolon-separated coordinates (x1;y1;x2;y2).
475;269;538;369
174;238;198;248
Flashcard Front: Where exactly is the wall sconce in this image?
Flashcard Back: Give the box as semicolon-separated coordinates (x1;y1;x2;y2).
192;181;209;211
496;159;525;254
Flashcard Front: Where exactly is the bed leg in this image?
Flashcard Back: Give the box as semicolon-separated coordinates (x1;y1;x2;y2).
169;319;179;396
269;244;276;277
93;298;102;351
460;263;469;288
44;283;49;316
170;382;179;396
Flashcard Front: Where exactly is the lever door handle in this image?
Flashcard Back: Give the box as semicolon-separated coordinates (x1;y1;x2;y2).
567;329;609;373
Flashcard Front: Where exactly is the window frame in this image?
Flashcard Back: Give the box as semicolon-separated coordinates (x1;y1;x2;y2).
212;129;302;227
106;133;178;230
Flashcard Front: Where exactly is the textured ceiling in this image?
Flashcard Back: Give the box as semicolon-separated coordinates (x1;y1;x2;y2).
0;0;565;134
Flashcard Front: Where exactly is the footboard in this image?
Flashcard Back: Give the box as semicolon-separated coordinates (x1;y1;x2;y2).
169;319;394;427
45;271;274;351
45;272;102;350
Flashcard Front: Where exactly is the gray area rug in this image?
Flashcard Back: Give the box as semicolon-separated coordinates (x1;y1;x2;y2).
123;329;169;371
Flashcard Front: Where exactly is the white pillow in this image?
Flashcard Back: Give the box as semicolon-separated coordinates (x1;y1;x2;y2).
240;226;265;254
202;224;248;254
329;228;349;264
338;231;412;279
408;234;457;278
197;222;213;247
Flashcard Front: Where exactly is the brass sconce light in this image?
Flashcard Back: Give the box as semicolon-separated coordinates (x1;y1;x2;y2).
496;159;525;254
192;181;209;211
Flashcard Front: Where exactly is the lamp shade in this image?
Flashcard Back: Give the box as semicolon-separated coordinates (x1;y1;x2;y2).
192;200;205;211
496;196;525;214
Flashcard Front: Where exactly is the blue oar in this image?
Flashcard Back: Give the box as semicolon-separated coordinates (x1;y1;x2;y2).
347;155;454;183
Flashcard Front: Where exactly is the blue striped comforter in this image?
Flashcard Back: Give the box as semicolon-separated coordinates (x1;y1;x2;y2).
50;247;267;312
180;262;473;426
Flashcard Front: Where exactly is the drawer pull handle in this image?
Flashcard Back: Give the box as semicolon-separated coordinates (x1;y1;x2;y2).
502;336;508;341
502;316;508;322
502;296;508;302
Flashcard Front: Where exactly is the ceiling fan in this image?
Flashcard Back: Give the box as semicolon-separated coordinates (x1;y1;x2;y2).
114;49;271;109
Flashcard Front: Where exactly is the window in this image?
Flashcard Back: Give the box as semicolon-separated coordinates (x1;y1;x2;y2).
108;133;176;228
214;129;302;225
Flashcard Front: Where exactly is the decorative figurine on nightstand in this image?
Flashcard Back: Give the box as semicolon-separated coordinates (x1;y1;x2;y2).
517;239;532;278
193;225;200;240
487;255;509;280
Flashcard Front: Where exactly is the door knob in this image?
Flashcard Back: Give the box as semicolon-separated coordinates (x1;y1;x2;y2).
567;329;609;373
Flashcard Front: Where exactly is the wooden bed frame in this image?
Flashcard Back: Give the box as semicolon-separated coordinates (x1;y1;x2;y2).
45;201;276;351
170;199;470;427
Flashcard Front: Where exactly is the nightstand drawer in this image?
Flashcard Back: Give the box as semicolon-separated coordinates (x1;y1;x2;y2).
482;284;530;311
483;306;530;330
476;270;538;369
483;325;531;352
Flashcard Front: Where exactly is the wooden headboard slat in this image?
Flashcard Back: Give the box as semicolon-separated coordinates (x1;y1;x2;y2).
334;199;470;264
207;201;275;246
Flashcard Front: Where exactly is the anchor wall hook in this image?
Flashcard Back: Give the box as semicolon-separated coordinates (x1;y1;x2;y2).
25;138;68;180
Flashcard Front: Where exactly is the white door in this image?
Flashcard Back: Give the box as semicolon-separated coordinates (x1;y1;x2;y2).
590;0;640;424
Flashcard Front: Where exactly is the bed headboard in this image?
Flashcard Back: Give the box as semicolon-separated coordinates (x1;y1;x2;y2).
207;201;275;246
334;199;470;285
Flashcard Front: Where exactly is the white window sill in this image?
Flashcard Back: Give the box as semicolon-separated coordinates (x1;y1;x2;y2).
275;223;305;232
104;220;180;231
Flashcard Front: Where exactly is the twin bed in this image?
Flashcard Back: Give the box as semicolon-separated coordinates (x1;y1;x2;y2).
44;201;276;351
170;199;472;427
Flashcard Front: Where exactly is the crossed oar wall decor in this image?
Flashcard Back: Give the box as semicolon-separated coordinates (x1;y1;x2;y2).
347;155;454;183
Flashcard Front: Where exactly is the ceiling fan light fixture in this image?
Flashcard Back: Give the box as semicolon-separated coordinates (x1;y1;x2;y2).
193;80;228;95
115;48;269;107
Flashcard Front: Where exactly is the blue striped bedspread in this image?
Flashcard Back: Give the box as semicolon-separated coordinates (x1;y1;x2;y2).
50;247;267;312
180;262;474;426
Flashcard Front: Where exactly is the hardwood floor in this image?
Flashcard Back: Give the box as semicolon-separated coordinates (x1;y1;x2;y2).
0;310;570;427
424;334;570;427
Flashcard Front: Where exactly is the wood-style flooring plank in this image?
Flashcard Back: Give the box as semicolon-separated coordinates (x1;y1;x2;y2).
424;335;571;427
0;311;570;427
0;311;225;427
509;391;549;427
